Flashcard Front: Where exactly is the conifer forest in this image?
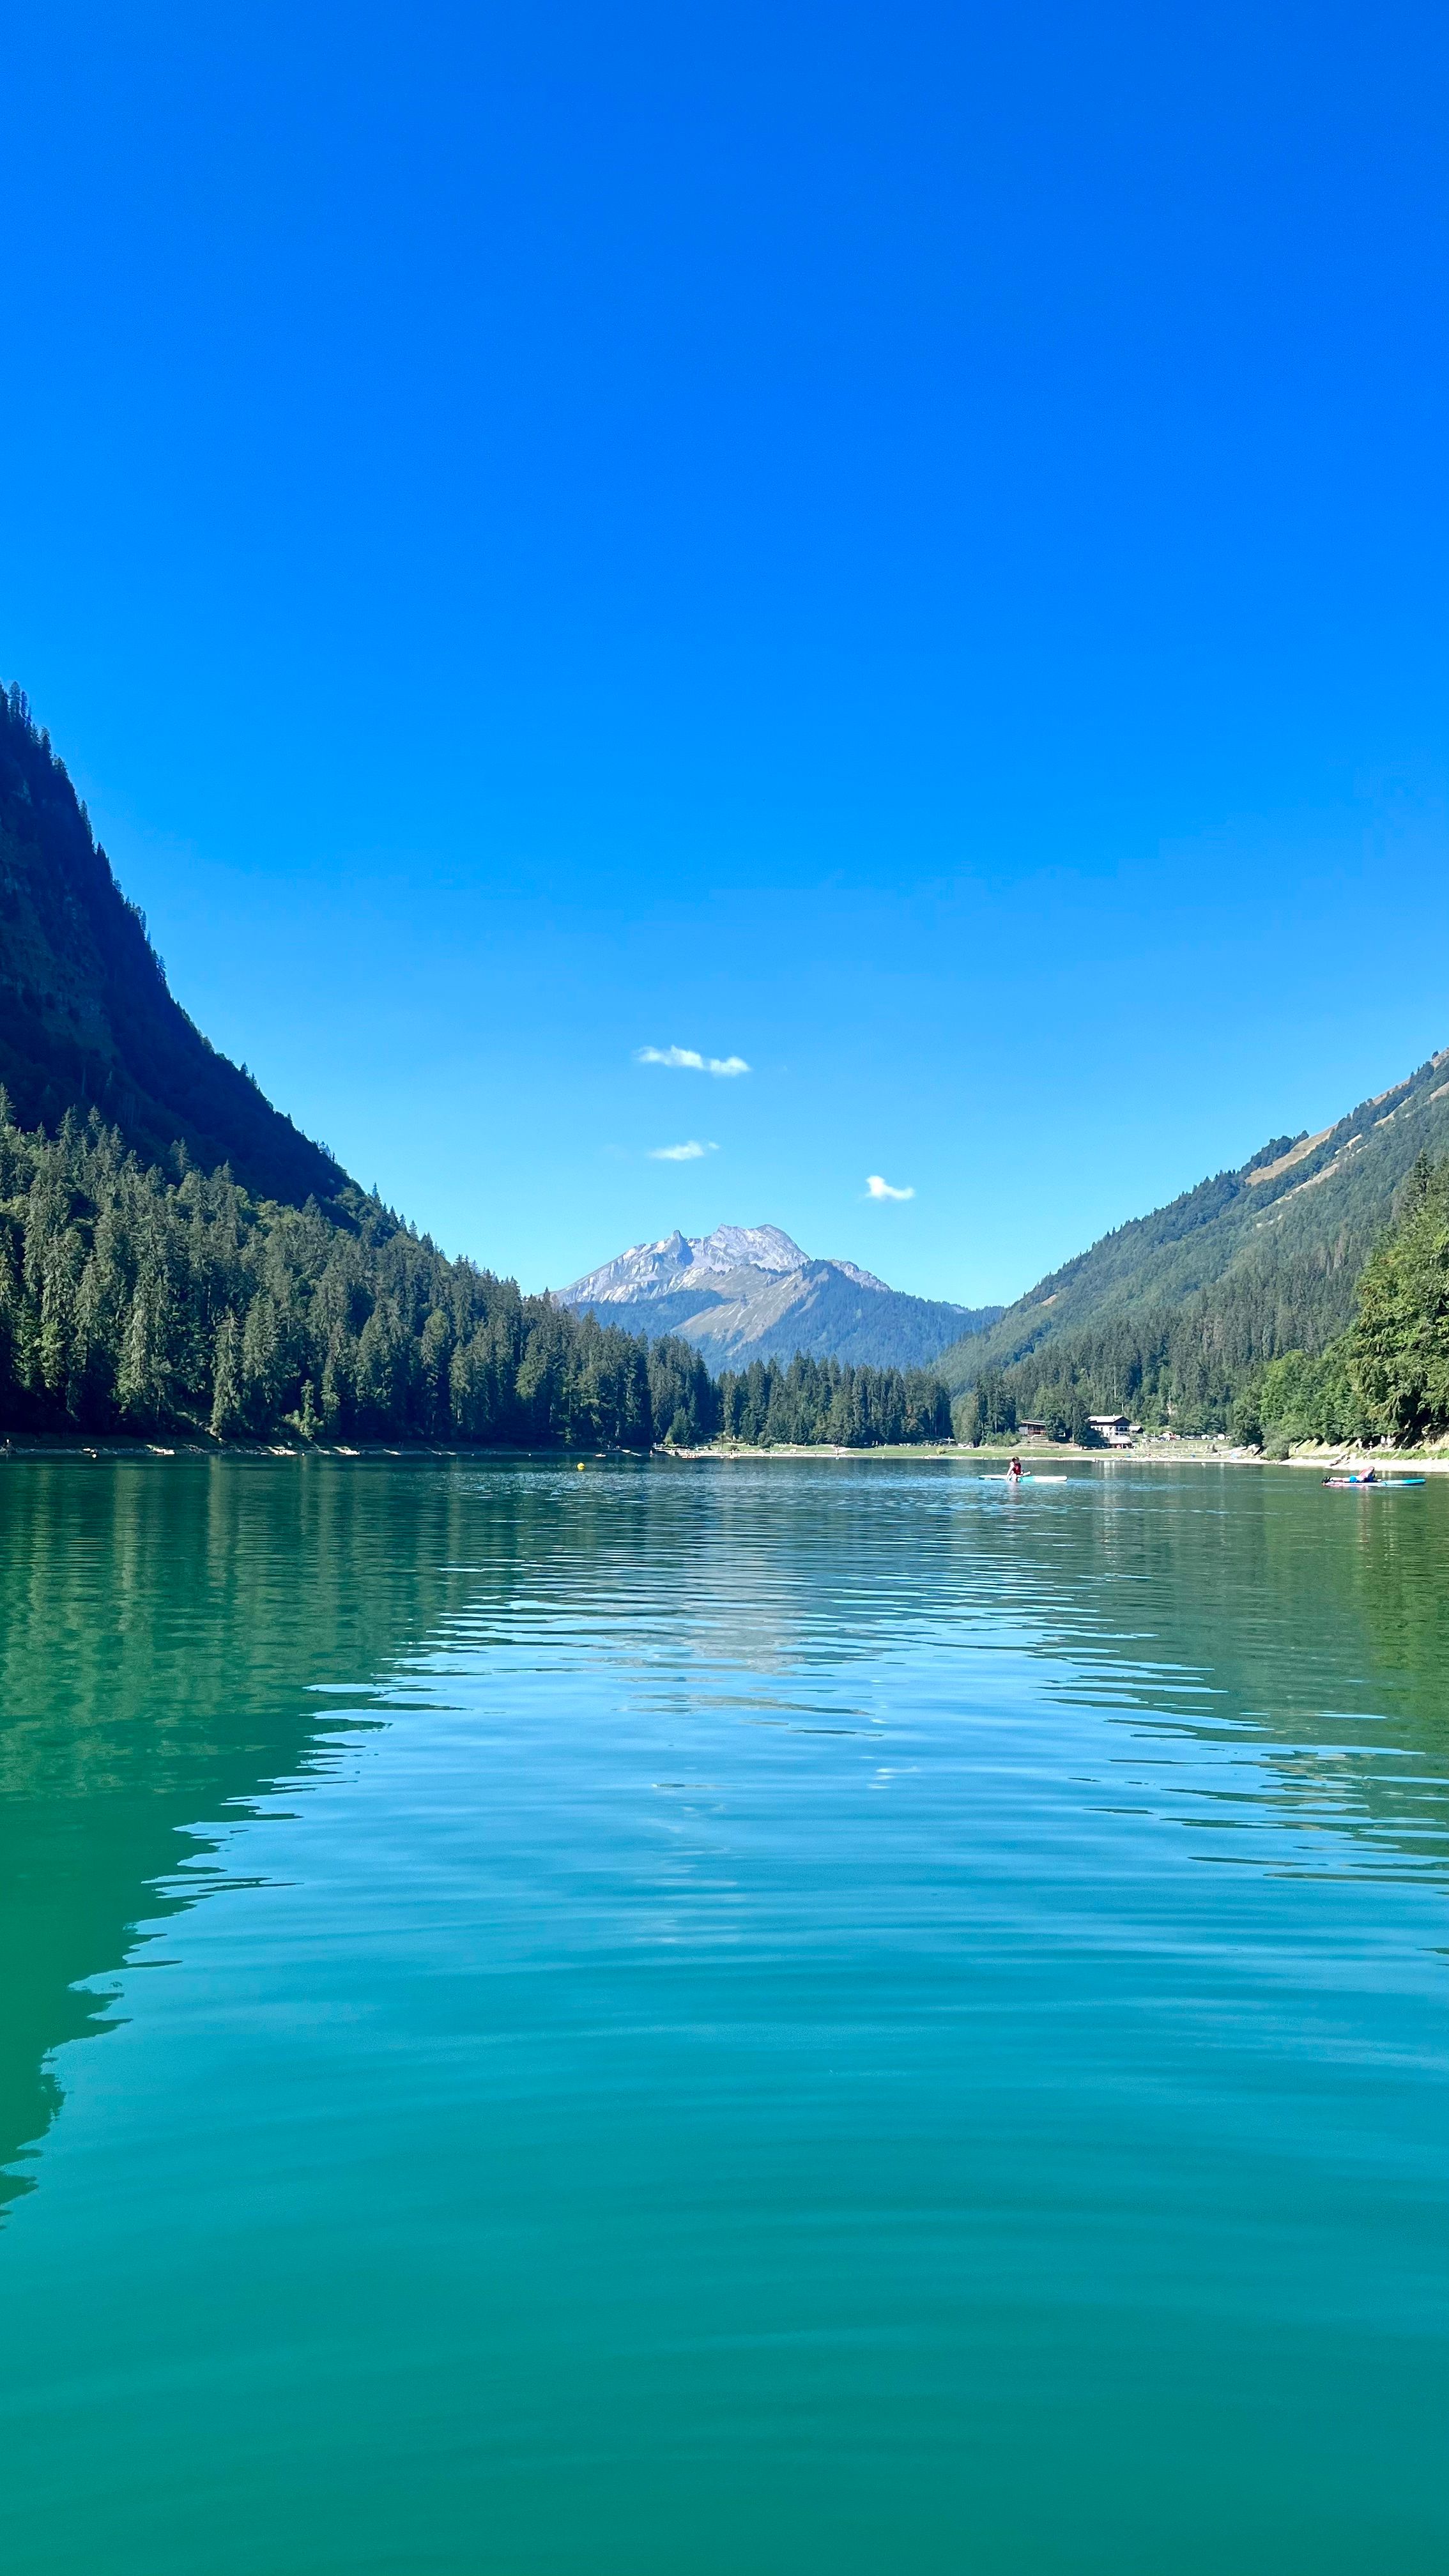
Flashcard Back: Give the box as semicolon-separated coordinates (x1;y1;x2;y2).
0;1101;955;1449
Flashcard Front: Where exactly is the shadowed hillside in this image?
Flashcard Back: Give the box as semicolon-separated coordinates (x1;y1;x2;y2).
0;686;347;1206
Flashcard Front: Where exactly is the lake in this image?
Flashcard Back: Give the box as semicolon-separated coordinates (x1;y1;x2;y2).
1;1453;1446;2573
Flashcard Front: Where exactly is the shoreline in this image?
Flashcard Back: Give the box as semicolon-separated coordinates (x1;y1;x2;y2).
3;1435;1448;1473
680;1435;1449;1469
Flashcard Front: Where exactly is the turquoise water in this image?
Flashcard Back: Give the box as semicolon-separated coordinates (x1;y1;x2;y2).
1;1455;1446;2573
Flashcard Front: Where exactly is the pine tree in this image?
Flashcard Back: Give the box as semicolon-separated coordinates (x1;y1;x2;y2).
117;1270;164;1425
240;1291;282;1432
210;1310;241;1438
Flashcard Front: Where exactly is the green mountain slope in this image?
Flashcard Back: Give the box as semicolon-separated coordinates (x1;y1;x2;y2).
0;685;346;1205
937;1048;1449;1427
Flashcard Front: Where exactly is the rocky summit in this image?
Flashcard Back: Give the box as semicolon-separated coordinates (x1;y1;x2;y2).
556;1223;1002;1372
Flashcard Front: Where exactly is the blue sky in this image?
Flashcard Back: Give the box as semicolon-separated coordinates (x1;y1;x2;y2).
5;0;1448;1303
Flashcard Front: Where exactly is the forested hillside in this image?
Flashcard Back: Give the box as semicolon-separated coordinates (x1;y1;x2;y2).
1338;1154;1449;1445
1177;1153;1449;1454
0;686;346;1204
0;1100;719;1446
0;1102;954;1449
940;1048;1449;1435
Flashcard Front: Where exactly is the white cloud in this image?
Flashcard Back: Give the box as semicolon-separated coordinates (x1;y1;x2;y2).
866;1174;914;1200
648;1140;718;1162
635;1045;751;1077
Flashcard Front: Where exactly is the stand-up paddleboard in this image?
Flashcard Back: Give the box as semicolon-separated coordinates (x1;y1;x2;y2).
986;1473;1070;1482
1322;1474;1425;1487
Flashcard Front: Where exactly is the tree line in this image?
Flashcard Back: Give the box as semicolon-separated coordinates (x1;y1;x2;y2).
0;1102;953;1450
716;1352;953;1448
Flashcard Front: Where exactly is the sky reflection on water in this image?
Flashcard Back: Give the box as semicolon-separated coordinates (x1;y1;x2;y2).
1;1456;1446;2575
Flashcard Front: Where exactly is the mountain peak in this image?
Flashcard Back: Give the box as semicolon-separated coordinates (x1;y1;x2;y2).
693;1223;807;1276
562;1222;809;1307
556;1221;1001;1371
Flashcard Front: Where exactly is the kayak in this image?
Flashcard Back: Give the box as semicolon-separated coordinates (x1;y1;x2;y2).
988;1473;1070;1483
1322;1475;1425;1487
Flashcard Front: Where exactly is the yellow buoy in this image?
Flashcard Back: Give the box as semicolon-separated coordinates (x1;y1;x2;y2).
577;1460;585;1471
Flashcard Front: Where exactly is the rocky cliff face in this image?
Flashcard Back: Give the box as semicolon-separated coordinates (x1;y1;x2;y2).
0;687;346;1204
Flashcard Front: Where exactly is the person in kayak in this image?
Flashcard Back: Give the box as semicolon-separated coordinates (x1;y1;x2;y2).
1006;1455;1023;1485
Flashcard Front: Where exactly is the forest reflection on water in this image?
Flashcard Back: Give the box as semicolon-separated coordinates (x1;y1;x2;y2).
1;1454;1446;2576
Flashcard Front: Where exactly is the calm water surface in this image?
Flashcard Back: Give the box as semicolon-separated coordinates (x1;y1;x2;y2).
1;1455;1446;2573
